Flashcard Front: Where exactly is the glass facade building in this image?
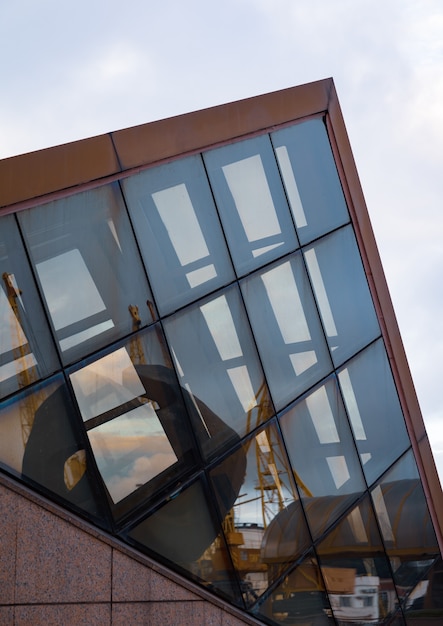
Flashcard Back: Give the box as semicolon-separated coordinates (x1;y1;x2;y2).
1;79;442;624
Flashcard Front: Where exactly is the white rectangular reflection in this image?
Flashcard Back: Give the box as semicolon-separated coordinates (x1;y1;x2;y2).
326;456;350;490
372;485;395;542
227;365;256;413
36;249;106;331
152;183;210;267
222;154;281;245
306;385;340;444
275;145;308;228
186;264;217;288
261;262;311;344
200;295;242;361
304;248;338;338
348;506;368;543
70;347;145;421
338;368;367;441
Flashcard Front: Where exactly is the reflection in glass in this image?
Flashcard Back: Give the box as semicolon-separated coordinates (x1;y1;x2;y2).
317;495;399;625
204;134;298;276
338;339;410;486
68;326;196;510
128;479;242;604
0;376;102;519
255;552;332;625
18;183;153;364
304;225;380;366
0;215;59;399
211;423;309;604
279;377;366;539
404;557;443;622
241;253;332;410
121;155;234;315
163;286;273;458
272;118;349;244
371;450;440;609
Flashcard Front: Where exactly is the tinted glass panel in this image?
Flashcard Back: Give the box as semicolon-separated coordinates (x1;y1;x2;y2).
371;450;439;607
272;118;349;244
338;339;410;486
404;557;443;623
316;495;399;624
255;552;332;625
0;375;103;519
122;156;235;316
241;252;332;410
68;325;196;515
128;478;242;604
163;285;273;458
204;134;298;276
0;215;59;399
304;225;380;366
18;184;154;365
280;377;366;539
210;423;310;604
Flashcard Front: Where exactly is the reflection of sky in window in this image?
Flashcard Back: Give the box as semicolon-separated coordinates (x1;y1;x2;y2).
88;405;177;503
222;155;283;257
0;283;37;382
304;248;338;341
70;347;145;421
36;248;115;351
326;456;350;490
261;262;317;376
348;506;368;543
200;295;242;361
152;183;217;288
305;386;339;444
338;368;367;441
275;145;308;228
372;485;395;542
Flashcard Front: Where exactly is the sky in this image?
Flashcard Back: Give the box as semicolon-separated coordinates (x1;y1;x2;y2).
1;0;443;482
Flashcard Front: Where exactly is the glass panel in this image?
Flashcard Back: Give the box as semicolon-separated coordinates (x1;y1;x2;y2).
210;422;310;604
371;450;440;608
163;285;273;459
121;155;235;316
279;377;366;540
0;375;103;519
255;552;332;625
203;134;298;276
404;557;443;623
0;215;59;399
18;183;154;365
241;252;332;411
128;478;242;605
317;495;399;625
271;118;349;244
338;339;410;486
68;325;196;514
304;225;380;367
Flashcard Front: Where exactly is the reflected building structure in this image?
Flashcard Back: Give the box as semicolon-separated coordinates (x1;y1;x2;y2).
1;79;443;624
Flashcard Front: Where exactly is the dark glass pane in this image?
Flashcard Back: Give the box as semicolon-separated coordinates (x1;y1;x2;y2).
163;285;273;459
304;225;380;367
280;377;366;540
317;495;399;625
338;339;410;486
128;479;242;605
255;552;332;625
272;118;349;244
0;375;103;520
122;155;235;316
404;557;443;623
371;450;440;608
204;134;298;276
18;184;154;365
210;422;310;604
0;214;59;399
67;325;197;517
241;253;332;411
